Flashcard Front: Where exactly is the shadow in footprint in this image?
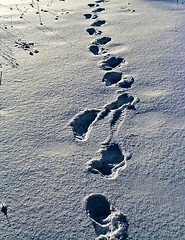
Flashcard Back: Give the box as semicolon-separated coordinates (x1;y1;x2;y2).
86;28;102;36
96;0;109;3
97;93;135;121
84;13;92;19
87;143;126;177
86;194;111;224
70;109;100;140
102;72;122;86
86;27;96;35
100;56;124;70
92;8;105;13
91;20;106;27
93;37;111;45
88;4;95;7
85;194;129;239
117;76;134;88
89;45;99;55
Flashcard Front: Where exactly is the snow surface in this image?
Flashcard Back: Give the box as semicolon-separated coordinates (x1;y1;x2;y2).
1;0;185;239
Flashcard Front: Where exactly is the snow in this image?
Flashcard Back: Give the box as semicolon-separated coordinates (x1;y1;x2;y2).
0;0;185;239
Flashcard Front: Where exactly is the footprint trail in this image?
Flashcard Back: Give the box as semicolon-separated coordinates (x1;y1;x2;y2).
80;1;139;238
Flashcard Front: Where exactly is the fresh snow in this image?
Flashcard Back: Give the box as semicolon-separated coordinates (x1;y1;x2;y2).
0;0;185;239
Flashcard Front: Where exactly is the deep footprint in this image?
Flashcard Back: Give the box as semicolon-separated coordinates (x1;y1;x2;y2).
91;20;106;27
86;27;96;35
97;93;135;121
85;194;129;239
100;56;124;70
92;8;105;13
89;45;99;55
102;72;122;86
86;194;111;224
117;76;134;88
88;3;95;7
93;37;111;45
70;109;99;140
95;0;109;3
86;28;102;36
87;142;126;177
84;13;92;19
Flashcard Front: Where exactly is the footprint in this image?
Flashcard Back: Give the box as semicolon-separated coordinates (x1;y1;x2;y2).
102;73;134;88
89;45;100;55
97;93;135;121
15;40;39;56
92;14;98;19
106;93;134;110
95;0;109;3
86;194;111;224
87;142;128;178
92;8;105;13
102;72;122;86
93;37;111;45
86;27;96;35
84;13;92;19
88;4;96;7
69;109;100;140
86;28;102;36
69;93;136;140
99;56;124;70
91;20;106;27
85;194;129;239
117;76;134;88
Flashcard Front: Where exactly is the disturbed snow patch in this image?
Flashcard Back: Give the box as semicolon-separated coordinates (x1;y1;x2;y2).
99;56;124;70
86;142;130;179
102;72;134;88
69;109;100;141
85;194;129;239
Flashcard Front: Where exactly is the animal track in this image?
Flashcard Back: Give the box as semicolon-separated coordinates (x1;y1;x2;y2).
93;37;111;45
99;56;124;70
15;40;39;56
85;194;129;239
69;109;100;140
87;142;128;178
91;20;106;27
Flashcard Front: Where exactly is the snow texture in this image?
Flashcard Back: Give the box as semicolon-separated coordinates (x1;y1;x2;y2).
1;0;185;239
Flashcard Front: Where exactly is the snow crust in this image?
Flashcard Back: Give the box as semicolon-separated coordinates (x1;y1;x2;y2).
1;0;185;239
